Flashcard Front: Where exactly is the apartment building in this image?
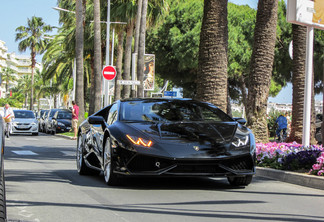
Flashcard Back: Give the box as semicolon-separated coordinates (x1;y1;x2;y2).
0;39;41;98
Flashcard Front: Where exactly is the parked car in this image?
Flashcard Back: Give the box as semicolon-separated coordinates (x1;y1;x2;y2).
315;113;322;144
43;109;63;134
12;110;38;136
37;109;48;132
77;98;256;186
52;110;72;134
0;118;7;221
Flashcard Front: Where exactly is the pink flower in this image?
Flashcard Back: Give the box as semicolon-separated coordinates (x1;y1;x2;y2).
317;170;324;176
312;164;322;171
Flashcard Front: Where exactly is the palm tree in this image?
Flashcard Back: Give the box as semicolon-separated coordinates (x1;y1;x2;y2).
137;0;148;97
246;0;278;143
288;24;307;144
15;75;31;108
15;16;53;110
196;0;228;112
114;30;124;101
92;0;102;113
75;0;85;121
1;67;17;98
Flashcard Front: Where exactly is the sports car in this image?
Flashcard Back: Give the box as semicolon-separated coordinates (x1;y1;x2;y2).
77;98;256;186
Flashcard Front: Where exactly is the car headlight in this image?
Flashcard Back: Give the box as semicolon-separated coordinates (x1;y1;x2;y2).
32;122;37;126
126;134;153;147
58;122;65;126
12;122;17;126
232;130;250;148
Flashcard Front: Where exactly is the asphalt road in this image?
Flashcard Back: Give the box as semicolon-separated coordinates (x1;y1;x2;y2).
3;133;324;222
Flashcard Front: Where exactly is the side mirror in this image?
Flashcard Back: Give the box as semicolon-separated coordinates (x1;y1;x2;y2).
88;116;105;124
233;117;247;125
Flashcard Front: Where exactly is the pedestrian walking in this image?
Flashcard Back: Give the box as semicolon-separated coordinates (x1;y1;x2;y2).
71;101;79;140
1;103;15;138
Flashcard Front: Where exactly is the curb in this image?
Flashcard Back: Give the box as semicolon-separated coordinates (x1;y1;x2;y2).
256;167;324;190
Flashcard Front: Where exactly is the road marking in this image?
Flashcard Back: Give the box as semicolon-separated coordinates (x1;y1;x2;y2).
25;138;39;141
12;150;38;155
61;151;75;156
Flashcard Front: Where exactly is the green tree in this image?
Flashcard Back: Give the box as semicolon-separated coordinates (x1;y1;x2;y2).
1;67;17;98
247;0;278;143
15;16;53;110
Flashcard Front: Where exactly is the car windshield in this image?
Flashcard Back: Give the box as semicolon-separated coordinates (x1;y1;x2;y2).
14;111;35;119
120;100;232;122
57;112;72;119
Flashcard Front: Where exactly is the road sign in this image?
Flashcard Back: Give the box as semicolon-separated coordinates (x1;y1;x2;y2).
164;91;177;97
102;66;117;80
117;80;141;85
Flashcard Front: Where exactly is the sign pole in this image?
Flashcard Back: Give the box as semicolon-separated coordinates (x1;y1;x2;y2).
302;26;314;147
104;0;111;107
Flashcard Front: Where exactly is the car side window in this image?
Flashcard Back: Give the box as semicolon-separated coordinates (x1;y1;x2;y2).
107;104;118;125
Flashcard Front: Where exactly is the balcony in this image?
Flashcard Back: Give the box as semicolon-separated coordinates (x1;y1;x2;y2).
0;60;7;68
0;51;6;60
7;65;19;72
18;67;32;74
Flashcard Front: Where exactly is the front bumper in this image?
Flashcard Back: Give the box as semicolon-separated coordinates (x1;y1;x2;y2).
113;148;256;177
12;124;38;134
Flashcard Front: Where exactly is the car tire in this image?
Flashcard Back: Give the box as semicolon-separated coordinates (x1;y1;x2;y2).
227;175;253;186
0;167;6;221
103;138;120;186
76;135;96;175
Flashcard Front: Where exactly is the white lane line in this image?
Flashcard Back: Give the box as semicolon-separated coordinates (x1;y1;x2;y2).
61;151;75;156
12;150;38;155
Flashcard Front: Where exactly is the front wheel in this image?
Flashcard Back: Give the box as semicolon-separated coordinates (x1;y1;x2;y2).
76;135;96;175
227;175;253;186
103;138;120;186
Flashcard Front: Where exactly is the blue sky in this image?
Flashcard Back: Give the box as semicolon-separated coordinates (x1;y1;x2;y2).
0;0;59;61
0;0;321;103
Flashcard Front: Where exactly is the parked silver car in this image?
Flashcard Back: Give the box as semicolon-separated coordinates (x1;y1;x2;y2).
12;110;39;136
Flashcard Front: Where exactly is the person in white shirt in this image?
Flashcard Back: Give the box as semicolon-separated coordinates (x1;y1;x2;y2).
2;104;15;137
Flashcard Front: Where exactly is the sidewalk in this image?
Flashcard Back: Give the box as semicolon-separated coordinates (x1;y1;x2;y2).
256;167;324;190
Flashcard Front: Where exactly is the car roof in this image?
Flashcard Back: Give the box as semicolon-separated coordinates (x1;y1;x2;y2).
13;110;34;112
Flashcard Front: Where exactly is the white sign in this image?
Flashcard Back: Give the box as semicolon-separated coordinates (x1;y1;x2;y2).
117;80;141;85
287;0;324;30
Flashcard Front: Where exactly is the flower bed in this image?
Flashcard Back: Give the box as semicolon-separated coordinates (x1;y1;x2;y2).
256;142;324;176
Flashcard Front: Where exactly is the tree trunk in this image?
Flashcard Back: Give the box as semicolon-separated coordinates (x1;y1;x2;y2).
93;0;102;113
288;24;307;144
89;57;95;114
76;0;85;122
246;0;278;143
114;31;124;101
197;0;228;112
122;21;134;99
30;46;36;110
137;0;148;97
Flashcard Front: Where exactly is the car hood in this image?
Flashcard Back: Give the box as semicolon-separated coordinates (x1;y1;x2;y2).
122;121;239;158
13;118;37;124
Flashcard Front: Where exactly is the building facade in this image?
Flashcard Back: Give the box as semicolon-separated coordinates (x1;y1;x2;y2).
0;40;41;98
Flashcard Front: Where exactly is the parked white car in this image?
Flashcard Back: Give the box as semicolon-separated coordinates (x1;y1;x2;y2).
12;110;39;136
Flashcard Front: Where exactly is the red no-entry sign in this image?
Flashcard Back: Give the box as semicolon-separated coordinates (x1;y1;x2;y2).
102;66;117;80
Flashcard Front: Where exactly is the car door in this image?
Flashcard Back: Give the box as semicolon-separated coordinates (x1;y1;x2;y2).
89;106;112;158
